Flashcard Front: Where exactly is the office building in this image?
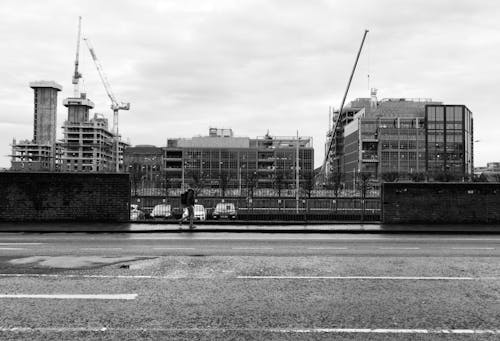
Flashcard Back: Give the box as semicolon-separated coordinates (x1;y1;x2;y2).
124;128;314;192
327;90;474;187
425;104;473;178
124;145;163;182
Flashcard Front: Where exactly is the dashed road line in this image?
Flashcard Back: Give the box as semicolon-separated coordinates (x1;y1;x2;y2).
0;243;43;245
0;294;137;300
379;247;420;250
307;247;348;250
0;273;499;281
231;247;273;250
0;274;186;279
270;328;500;334
451;247;495;250
0;327;498;334
237;275;500;280
80;248;123;251
153;247;195;250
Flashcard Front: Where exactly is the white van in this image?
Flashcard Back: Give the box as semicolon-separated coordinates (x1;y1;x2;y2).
151;204;172;218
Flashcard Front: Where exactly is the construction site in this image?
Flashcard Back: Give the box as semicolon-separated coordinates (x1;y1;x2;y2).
10;17;130;172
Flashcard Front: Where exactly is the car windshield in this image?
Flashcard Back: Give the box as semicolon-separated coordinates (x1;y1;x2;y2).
215;203;234;211
153;205;170;213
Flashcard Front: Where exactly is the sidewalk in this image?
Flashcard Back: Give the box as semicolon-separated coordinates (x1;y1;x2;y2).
129;223;500;233
0;222;499;233
129;223;383;232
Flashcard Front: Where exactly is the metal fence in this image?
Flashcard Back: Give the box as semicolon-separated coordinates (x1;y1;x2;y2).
130;184;381;198
130;195;381;222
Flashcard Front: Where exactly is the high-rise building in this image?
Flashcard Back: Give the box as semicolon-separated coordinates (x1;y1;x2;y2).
11;81;62;171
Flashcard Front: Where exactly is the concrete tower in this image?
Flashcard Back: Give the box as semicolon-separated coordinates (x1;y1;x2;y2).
29;81;62;146
63;93;95;123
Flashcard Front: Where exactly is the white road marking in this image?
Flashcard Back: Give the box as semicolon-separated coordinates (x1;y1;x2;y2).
128;236;500;242
153;247;195;250
80;248;123;251
379;247;420;250
307;247;348;250
451;247;495;250
0;248;26;250
0;274;186;279
0;294;137;300
1;273;499;280
237;275;500;280
0;243;43;245
0;327;498;334
270;328;500;334
232;247;273;250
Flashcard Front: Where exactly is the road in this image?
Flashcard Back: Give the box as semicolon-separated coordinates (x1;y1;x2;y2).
0;231;499;340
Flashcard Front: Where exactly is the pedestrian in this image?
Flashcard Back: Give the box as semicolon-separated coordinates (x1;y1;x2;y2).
179;188;195;229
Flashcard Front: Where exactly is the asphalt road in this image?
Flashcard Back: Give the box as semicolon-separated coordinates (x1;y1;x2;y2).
0;231;499;340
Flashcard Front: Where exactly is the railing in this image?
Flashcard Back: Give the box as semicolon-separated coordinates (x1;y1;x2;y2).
130;183;380;198
130;195;381;223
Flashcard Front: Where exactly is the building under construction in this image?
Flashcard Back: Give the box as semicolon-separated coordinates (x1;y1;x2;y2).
10;81;62;171
10;83;129;172
60;93;128;172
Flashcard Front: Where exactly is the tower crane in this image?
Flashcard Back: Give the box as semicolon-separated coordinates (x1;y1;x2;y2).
71;16;82;97
83;37;130;172
83;37;130;136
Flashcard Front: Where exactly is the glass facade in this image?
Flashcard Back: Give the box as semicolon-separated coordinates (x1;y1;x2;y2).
425;105;473;178
343;117;426;187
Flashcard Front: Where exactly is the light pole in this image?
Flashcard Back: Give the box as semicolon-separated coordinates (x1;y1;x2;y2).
296;131;300;213
181;161;185;191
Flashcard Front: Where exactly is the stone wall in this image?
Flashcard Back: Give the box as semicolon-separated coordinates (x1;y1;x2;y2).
0;172;130;222
382;182;500;224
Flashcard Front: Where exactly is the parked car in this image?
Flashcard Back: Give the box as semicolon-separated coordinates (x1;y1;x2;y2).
130;208;145;221
182;204;207;221
212;202;237;219
150;204;172;219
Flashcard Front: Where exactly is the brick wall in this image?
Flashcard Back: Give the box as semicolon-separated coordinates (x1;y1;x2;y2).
382;182;500;224
0;172;130;222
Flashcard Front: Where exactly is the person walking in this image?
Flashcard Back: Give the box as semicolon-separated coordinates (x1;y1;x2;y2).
179;188;195;229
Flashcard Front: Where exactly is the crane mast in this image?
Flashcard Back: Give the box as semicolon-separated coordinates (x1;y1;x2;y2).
83;37;130;172
322;29;369;177
72;16;82;97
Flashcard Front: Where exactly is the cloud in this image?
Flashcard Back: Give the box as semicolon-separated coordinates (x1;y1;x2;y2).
0;0;499;167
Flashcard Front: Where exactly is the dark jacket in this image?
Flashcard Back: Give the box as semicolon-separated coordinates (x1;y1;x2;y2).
186;189;195;206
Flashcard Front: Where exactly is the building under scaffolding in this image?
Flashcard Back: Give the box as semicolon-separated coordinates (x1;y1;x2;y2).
11;81;129;172
60;93;128;172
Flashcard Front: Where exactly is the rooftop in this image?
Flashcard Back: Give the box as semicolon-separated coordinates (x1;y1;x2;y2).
29;81;62;91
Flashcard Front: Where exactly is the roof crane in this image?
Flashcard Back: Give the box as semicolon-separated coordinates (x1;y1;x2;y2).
321;29;369;177
83;37;130;137
71;16;83;97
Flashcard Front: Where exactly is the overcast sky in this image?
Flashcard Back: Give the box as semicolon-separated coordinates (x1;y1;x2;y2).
1;0;499;168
